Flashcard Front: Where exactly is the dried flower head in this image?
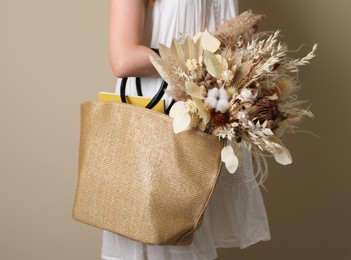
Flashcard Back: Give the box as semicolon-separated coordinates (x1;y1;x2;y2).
211;111;230;127
186;58;198;71
253;98;280;123
222;69;234;81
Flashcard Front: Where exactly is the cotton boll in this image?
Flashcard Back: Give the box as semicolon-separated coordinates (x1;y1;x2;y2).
205;88;220;109
207;87;219;98
214;87;229;112
218;87;228;100
216;99;229;113
204;96;218;109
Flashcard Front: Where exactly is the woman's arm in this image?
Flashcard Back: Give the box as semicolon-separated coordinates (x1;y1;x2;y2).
109;0;159;78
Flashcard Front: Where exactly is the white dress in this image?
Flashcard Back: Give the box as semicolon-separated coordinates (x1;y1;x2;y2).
101;1;270;259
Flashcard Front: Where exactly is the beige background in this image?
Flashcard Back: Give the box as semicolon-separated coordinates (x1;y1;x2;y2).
1;0;350;259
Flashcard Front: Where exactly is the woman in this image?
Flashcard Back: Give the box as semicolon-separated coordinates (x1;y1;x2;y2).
102;1;270;259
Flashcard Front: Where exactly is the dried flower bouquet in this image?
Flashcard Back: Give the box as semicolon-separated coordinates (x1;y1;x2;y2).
150;11;317;178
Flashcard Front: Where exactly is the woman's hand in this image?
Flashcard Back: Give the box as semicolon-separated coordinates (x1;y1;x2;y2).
109;0;159;78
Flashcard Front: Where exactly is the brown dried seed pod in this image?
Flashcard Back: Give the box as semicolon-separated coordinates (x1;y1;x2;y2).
254;98;280;123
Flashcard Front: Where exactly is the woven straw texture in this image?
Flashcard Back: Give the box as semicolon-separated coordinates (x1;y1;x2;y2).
72;101;224;245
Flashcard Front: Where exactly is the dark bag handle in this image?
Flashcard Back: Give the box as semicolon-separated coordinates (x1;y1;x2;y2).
119;48;175;114
120;77;168;110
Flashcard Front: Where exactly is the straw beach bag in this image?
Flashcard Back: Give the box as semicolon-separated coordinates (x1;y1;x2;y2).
72;77;224;245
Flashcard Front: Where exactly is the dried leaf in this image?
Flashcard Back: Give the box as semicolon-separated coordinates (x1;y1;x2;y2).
267;93;279;100
215;55;228;70
200;29;220;53
149;52;167;80
233;60;253;85
248;132;258;139
159;43;171;58
185;81;204;99
262;128;274;136
204;50;222;78
273;146;293;165
171;39;185;61
232;51;244;65
262;120;268;128
183;36;195;59
193;32;202;43
169;101;191;133
193;98;210;124
221;145;239;174
194;33;204;59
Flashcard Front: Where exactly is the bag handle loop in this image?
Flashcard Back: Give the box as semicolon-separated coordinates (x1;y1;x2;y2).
119;48;174;114
120;78;169;110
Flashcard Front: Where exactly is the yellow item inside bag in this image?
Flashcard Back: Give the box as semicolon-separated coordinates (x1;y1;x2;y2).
98;92;165;113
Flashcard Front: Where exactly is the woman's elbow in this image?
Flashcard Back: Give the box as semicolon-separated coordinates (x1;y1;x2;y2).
109;46;156;78
110;58;131;78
